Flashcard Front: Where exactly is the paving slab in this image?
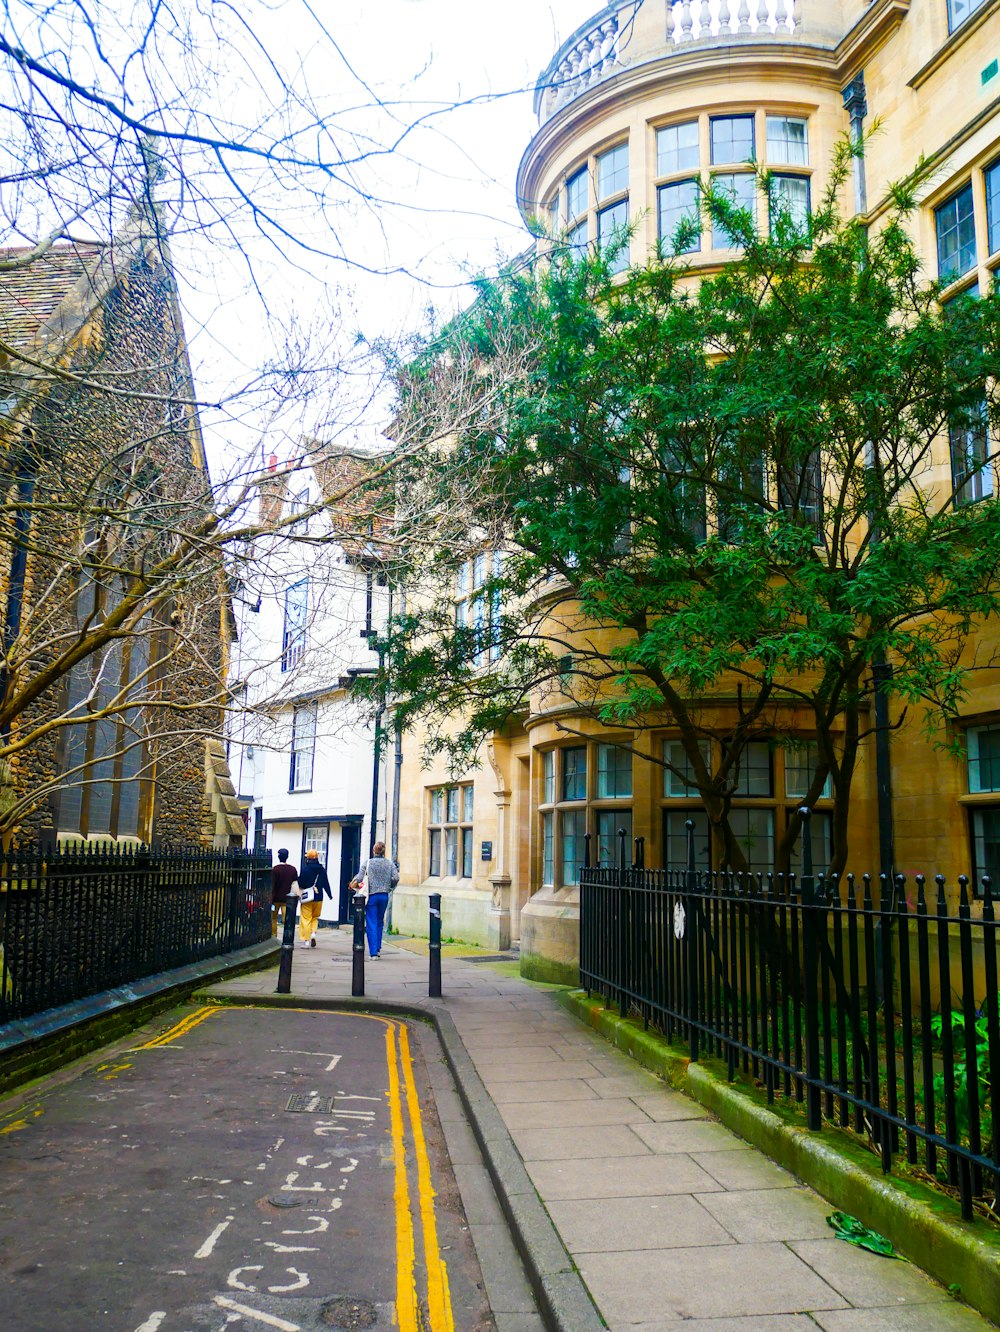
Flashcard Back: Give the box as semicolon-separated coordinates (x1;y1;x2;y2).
526;1153;725;1200
547;1193;733;1253
613;1318;820;1332
478;1060;608;1083
694;1146;799;1191
585;1073;668;1098
499;1097;656;1129
489;1077;600;1103
631;1118;747;1153
789;1238;956;1307
577;1241;847;1323
628;1091;711;1121
812;1305;992;1331
460;1033;578;1049
699;1185;835;1242
509;1123;653;1161
422;1083;468;1124
472;1050;573;1068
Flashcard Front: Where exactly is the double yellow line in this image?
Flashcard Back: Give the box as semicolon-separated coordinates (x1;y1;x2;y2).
132;1005;218;1049
136;1002;453;1329
384;1018;454;1332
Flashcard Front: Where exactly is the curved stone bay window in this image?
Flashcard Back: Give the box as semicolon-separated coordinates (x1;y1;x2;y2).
538;742;634;888
661;738;833;874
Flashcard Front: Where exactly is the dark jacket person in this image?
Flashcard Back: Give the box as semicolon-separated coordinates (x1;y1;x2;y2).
297;848;332;947
270;848;299;937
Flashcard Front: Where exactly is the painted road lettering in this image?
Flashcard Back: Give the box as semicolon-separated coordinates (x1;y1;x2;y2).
0;1006;481;1331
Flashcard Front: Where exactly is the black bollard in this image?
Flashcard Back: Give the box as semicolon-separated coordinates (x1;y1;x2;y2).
429;892;442;998
352;893;366;997
275;895;299;994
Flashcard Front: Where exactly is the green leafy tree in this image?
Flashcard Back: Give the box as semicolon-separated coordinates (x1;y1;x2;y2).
377;146;1000;875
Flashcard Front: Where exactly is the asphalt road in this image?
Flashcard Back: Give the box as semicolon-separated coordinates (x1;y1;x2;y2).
0;1005;494;1332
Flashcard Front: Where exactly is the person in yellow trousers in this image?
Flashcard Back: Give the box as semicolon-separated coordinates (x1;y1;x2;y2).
297;848;332;946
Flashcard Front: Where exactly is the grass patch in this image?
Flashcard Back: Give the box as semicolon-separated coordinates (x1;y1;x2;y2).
389;935;501;960
478;959;568;989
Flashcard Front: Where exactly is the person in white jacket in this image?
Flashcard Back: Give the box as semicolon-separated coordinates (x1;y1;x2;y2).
352;842;399;958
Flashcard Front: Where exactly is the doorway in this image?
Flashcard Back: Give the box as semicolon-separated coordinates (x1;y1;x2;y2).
338;821;362;924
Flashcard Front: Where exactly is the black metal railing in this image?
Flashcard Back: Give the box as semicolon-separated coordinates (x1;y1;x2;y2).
0;843;272;1024
579;812;1000;1223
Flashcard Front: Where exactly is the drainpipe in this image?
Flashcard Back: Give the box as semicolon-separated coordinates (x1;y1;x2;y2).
384;586;402;934
845;71;895;886
391;716;402;863
369;690;383;856
842;75;868;216
367;581;391;855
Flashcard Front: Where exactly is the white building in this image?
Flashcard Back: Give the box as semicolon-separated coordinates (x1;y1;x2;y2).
227;448;391;924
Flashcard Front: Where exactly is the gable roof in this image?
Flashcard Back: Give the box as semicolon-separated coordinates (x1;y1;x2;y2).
0;227;212;488
0;242;105;353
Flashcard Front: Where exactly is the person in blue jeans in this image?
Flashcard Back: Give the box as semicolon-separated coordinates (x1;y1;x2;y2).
353;842;399;958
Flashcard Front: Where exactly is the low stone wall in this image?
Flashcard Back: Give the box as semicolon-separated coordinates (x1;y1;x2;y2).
391;882;503;950
518;894;580;985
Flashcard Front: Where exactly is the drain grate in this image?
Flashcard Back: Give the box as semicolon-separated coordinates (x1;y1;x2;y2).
466;953;518;964
285;1093;335;1113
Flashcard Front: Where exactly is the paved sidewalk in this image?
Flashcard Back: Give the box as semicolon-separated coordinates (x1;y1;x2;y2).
206;929;993;1331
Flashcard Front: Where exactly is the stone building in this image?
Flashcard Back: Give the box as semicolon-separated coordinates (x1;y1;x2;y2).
390;0;1000;979
0;217;244;848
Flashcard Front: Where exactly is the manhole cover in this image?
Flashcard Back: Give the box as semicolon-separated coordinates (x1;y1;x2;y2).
286;1093;335;1113
320;1297;378;1328
267;1195;304;1208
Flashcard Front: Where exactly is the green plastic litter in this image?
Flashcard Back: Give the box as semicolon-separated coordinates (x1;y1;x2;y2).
827;1211;900;1258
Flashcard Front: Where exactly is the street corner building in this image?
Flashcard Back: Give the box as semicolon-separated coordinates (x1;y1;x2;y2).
227;447;393;927
391;0;1000;980
0;215;244;849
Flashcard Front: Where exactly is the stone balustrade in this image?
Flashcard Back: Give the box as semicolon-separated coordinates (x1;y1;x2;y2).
669;0;797;41
538;11;623;120
537;0;801;121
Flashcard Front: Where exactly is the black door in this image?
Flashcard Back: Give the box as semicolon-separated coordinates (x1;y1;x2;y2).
338;823;362;924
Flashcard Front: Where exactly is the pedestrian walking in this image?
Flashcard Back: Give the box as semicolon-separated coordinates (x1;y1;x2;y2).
352;841;399;959
298;848;332;947
270;848;299;937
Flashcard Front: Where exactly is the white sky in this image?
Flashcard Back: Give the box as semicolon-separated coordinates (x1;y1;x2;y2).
175;0;591;470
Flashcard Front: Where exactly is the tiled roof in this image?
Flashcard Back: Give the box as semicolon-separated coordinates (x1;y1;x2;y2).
0;242;105;351
311;447;396;560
